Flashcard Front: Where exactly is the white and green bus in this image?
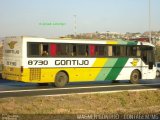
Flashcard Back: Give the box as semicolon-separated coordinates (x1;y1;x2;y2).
2;36;156;87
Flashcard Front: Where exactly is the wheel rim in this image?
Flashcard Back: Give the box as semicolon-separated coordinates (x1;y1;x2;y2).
58;76;65;83
156;71;160;77
132;73;138;81
55;72;68;87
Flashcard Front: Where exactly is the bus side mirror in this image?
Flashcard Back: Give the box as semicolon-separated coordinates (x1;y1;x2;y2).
149;62;153;69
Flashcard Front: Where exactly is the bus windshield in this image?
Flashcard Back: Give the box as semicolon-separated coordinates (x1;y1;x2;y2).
141;46;155;65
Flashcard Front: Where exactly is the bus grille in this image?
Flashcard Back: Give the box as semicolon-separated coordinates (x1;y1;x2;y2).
30;68;41;81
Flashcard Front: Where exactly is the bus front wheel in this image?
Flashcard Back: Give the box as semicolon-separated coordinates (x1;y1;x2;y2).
54;71;68;87
156;70;160;78
130;70;140;84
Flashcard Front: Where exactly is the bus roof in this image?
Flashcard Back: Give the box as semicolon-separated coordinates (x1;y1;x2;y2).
6;36;155;47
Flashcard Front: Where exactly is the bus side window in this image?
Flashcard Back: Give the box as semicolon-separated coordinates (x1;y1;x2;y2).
104;46;108;56
108;46;112;56
73;44;76;56
137;47;141;57
116;46;120;56
132;46;137;56
95;45;105;56
77;44;87;56
41;44;49;56
120;46;126;56
127;46;137;57
112;46;118;56
89;45;95;57
99;46;105;56
57;44;69;56
27;43;40;57
50;43;57;56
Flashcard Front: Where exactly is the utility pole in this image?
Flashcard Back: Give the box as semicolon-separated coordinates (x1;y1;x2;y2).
74;15;77;37
149;0;152;43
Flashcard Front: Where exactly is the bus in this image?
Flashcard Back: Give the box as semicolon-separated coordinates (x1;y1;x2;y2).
2;36;156;87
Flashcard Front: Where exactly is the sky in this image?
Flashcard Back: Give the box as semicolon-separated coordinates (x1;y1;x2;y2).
0;0;159;38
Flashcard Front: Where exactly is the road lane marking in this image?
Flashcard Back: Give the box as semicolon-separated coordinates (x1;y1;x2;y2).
0;83;159;93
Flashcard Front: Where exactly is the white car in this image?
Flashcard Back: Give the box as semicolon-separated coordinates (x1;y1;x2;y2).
156;62;160;77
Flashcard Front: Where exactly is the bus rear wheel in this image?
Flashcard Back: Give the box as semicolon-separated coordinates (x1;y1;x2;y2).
54;71;68;87
130;70;140;84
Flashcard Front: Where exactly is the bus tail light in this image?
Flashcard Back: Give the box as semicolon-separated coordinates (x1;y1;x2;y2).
21;66;23;73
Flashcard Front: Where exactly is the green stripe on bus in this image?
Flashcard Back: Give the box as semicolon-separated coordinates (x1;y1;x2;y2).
127;41;138;45
116;39;138;45
96;58;118;81
105;58;128;80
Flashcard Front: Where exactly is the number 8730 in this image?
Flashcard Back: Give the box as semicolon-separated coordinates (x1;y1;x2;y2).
28;60;48;65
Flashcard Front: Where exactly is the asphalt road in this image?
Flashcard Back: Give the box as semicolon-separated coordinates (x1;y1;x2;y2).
0;79;159;98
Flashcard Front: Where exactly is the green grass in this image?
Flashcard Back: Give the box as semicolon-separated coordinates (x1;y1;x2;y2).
0;90;160;114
